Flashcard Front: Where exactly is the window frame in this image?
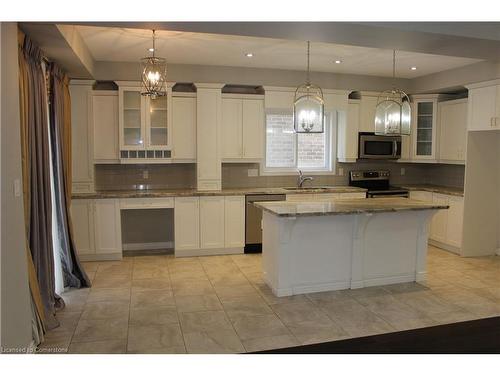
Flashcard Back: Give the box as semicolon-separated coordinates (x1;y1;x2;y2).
260;108;337;176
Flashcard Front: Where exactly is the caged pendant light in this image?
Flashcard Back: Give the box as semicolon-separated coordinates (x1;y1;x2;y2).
293;41;325;133
141;30;167;99
374;50;411;136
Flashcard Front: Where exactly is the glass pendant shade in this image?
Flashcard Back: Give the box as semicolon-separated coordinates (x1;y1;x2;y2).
374;89;411;136
293;84;325;133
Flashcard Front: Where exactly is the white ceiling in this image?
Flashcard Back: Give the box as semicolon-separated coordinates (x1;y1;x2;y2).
76;25;482;79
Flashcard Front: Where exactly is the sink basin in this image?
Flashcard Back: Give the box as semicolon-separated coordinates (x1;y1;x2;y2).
284;187;333;191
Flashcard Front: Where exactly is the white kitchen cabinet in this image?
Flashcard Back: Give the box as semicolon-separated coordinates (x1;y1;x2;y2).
446;196;464;250
431;193;448;243
174;197;200;251
224;196;245;248
412;96;439;161
93;199;122;255
221;95;264;161
359;94;378;133
337;100;359;162
70;198;122;260
199;196;225;249
196;84;223;190
71;199;95;255
70;81;94;193
92;91;119;163
466;81;500;131
117;82;174;162
438;99;467;163
172;95;196;161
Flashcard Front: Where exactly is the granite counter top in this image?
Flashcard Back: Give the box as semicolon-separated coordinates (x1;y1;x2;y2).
72;186;367;200
397;184;464;197
254;197;449;217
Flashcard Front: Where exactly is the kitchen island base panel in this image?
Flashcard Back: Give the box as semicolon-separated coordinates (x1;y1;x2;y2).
261;210;434;297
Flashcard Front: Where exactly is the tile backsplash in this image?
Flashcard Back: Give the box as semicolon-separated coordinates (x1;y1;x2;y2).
94;161;465;191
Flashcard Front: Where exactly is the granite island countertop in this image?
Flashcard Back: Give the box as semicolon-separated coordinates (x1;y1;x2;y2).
254;197;449;217
397;184;464;197
72;186;367;200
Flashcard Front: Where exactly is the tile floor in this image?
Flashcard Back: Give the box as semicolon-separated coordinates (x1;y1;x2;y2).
38;246;500;354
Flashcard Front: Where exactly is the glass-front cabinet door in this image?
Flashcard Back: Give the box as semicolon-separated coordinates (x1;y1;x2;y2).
121;88;145;149
412;96;438;160
147;95;169;149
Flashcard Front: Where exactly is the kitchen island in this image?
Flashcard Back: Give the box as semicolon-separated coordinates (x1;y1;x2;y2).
254;197;448;297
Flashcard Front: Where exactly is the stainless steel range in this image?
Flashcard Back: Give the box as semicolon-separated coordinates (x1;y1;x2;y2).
349;170;409;198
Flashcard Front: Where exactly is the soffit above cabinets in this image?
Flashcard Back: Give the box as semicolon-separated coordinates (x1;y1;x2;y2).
75;25;482;79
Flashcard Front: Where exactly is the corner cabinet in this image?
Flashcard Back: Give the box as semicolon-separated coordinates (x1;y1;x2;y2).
117;82;174;162
171;94;197;161
466;80;500;131
411;96;438;161
438;99;467;163
92;90;119;163
221;95;264;161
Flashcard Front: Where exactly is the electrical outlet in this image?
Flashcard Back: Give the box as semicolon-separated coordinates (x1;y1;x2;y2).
143;170;149;179
400;168;406;176
248;168;259;177
338;167;344;176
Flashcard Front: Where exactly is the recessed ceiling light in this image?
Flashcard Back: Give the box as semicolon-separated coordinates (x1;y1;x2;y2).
245;52;254;58
149;48;155;52
334;60;342;64
410;66;417;70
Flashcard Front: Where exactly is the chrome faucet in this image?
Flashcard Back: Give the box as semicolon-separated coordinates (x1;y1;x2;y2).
297;170;314;188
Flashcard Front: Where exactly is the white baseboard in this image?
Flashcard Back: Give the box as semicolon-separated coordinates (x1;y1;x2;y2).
122;241;174;251
175;247;244;257
428;239;461;255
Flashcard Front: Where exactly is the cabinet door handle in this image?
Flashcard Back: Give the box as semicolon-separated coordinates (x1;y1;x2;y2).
491;117;496;127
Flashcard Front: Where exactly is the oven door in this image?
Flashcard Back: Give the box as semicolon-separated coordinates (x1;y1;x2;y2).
359;133;401;160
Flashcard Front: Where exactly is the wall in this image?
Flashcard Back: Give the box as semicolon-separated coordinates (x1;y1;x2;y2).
94;61;412;93
0;22;33;350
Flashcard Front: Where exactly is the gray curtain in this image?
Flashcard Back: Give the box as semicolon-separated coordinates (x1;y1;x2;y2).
19;35;63;330
48;63;90;289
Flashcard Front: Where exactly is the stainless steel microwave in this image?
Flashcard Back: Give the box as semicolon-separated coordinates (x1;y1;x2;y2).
358;132;402;160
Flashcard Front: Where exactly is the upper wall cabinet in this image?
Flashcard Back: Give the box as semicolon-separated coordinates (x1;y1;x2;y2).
466;81;500;131
92;91;119;163
438;98;467;163
359;94;378;133
221;95;264;161
117;82;174;162
411;95;439;161
337;99;359;163
171;94;197;161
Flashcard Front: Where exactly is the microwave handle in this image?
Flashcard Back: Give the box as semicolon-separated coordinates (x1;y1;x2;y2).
393;140;398;157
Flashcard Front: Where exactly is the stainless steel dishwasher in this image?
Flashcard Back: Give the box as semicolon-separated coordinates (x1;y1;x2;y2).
245;194;286;253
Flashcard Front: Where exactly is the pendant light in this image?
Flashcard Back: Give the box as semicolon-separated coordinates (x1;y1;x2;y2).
293;41;325;133
374;50;411;136
141;30;167;99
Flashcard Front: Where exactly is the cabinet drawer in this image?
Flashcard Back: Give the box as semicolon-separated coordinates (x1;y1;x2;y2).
120;197;174;209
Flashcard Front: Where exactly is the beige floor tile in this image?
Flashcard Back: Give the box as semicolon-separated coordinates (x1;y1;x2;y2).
130;306;179;325
221;294;273;319
179;310;233;333
131;289;175;309
68;339;127;354
131;278;172;292
54;311;83;332
81;301;130;320
127;346;187;354
393;290;460;315
254;283;310;305
242;334;299;352
175;294;223;313
172;280;215;297
305;290;354;307
429;309;480;325
214;284;260;301
92;274;132;289
286;317;350;345
37;335;72;354
230;314;289;340
82;262;99;273
72;318;128;343
183;329;245;354
127;323;184;353
271;301;331;325
208;273;250;287
320;298;395;337
169;270;209;283
87;288;131;303
96;263;133;276
433;287;500;317
132;266;170;280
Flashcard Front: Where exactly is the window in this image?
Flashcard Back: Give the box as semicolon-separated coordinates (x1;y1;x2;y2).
264;109;333;173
